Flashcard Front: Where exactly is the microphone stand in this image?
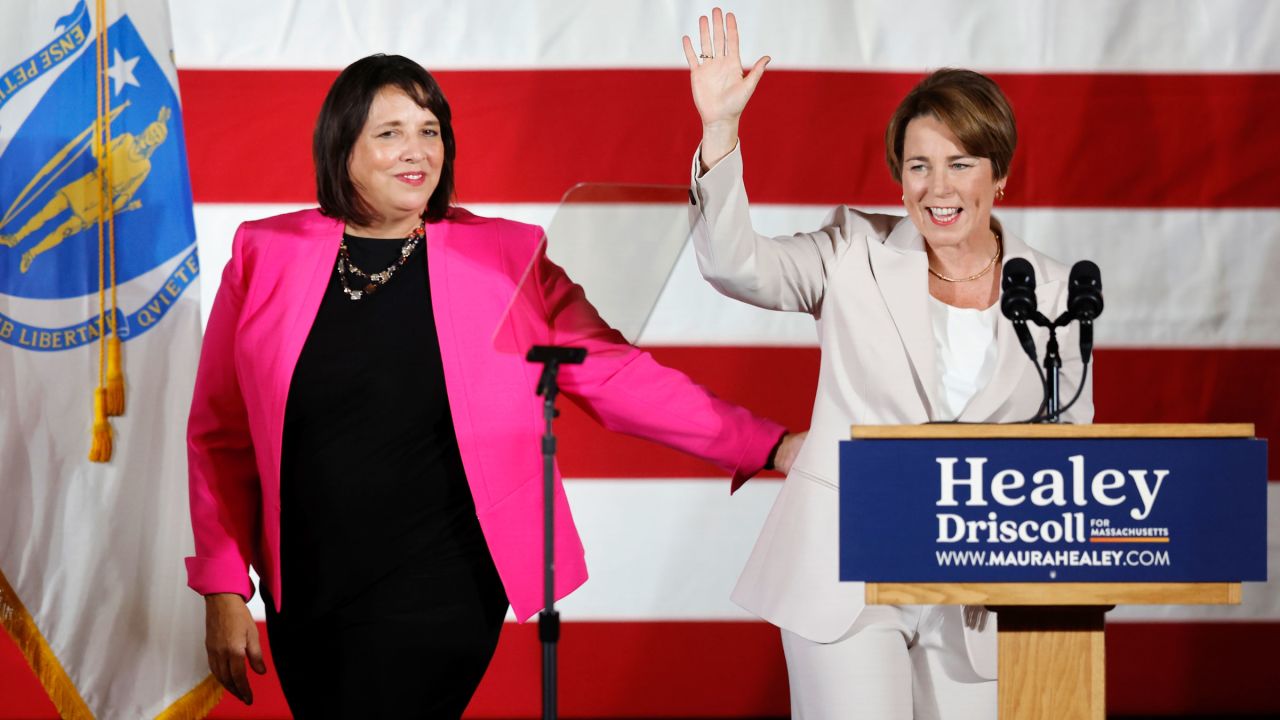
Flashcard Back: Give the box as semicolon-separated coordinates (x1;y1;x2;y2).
1027;312;1072;422
1041;322;1063;421
526;344;587;720
1005;259;1103;425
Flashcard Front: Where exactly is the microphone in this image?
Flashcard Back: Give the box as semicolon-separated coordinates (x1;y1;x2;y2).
1001;258;1037;320
1067;260;1103;320
1067;261;1103;364
1001;257;1039;361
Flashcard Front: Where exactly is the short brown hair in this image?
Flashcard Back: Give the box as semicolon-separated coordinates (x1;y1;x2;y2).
313;54;457;226
884;68;1016;183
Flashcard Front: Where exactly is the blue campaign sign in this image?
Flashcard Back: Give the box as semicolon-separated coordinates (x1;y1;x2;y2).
839;437;1268;583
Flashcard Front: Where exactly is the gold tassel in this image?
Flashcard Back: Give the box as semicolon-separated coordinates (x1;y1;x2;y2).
105;334;125;415
88;387;113;463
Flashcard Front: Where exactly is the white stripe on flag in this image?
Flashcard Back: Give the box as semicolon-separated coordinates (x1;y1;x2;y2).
170;0;1280;72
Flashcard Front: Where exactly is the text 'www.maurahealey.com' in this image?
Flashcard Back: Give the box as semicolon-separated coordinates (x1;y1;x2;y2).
936;549;1173;568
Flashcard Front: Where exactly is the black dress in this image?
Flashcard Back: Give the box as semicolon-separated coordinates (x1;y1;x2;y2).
264;232;508;719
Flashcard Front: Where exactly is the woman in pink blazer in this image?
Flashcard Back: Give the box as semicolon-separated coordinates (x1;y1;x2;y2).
186;54;794;717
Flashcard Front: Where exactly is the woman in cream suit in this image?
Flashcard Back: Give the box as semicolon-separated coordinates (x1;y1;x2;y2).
682;9;1092;719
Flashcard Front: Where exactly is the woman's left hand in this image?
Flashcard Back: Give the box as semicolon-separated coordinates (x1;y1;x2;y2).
963;605;990;631
772;431;807;475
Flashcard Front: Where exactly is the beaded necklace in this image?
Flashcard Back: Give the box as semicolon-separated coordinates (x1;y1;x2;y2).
336;220;425;301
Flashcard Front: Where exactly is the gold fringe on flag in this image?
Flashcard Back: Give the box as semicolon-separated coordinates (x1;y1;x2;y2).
3;569;225;719
154;675;225;720
0;570;94;720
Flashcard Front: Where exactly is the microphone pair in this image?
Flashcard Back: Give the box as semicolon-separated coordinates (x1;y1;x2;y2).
1000;258;1104;365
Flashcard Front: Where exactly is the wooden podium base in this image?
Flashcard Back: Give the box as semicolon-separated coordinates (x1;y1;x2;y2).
866;582;1239;719
992;606;1107;720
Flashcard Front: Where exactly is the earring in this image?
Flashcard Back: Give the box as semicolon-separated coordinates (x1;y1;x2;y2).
995;187;1006;202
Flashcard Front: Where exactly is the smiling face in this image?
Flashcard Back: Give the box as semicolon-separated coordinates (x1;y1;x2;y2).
900;113;1005;253
345;86;444;236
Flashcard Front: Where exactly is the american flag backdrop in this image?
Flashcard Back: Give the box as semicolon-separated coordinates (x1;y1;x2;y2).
2;1;1278;717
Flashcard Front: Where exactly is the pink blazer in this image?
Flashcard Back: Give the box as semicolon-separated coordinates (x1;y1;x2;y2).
185;207;784;621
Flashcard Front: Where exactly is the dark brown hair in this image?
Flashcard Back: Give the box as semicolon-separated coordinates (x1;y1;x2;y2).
313;54;456;225
884;68;1016;183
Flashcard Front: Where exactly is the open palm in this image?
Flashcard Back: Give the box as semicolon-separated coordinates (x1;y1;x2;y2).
682;8;769;131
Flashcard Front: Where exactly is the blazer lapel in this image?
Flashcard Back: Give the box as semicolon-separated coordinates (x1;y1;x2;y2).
425;216;454;355
867;218;940;418
959;227;1059;422
424;215;481;451
271;214;342;436
958;302;1027;421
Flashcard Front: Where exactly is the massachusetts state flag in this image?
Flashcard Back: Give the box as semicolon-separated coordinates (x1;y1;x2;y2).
0;1;213;717
3;1;1278;717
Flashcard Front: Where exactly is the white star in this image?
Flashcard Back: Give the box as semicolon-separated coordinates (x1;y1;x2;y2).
106;49;141;96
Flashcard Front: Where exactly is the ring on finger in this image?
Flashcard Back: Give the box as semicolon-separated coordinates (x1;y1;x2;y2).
698;54;713;60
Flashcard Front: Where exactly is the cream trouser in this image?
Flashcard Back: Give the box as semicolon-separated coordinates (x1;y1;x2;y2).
781;605;996;720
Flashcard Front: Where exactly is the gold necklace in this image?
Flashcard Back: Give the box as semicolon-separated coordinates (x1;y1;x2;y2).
928;234;1002;283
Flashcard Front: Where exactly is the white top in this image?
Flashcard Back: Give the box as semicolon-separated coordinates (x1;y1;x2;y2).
929;296;999;420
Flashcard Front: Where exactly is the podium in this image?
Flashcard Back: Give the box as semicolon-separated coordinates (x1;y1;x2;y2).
842;423;1268;720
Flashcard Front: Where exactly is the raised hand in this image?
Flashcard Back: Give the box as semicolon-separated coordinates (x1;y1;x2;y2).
682;8;769;171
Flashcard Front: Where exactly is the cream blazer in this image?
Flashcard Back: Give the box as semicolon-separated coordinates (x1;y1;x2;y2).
689;145;1093;679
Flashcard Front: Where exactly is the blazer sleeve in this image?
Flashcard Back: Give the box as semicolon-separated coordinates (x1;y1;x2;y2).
689;142;842;315
529;238;787;493
185;223;260;601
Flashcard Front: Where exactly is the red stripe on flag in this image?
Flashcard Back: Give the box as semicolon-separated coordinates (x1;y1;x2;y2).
7;619;1273;718
179;69;1280;207
555;347;1280;479
469;621;790;718
1107;622;1280;716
